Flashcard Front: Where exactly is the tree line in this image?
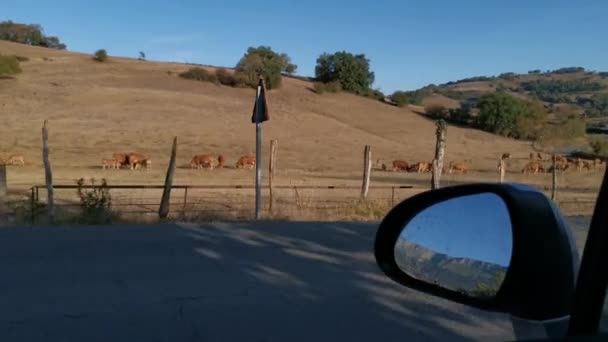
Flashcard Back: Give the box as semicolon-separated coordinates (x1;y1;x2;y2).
0;21;66;49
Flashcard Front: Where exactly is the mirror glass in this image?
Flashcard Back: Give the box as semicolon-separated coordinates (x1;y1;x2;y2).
394;193;513;298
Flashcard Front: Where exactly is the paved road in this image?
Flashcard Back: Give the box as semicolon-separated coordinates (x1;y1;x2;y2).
0;222;548;341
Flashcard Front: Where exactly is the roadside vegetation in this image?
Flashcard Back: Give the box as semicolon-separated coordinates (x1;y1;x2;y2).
0;54;22;77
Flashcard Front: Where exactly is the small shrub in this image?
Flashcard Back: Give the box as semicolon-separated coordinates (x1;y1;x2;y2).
76;178;113;224
313;81;341;94
590;137;608;156
13;55;29;62
179;67;217;83
356;88;384;101
93;49;108;62
215;68;240;87
426;104;449;120
540;117;586;142
0;55;22;76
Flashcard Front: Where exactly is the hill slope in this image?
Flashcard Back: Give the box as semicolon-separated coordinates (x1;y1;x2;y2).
0;41;532;186
419;68;608;120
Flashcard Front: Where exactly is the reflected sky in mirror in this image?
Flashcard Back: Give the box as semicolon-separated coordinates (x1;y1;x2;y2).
400;193;512;267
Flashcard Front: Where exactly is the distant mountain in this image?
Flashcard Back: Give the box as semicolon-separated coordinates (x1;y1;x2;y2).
409;67;608;120
395;239;508;296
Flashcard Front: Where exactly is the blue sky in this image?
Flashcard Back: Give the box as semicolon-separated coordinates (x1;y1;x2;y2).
3;0;607;92
400;193;513;266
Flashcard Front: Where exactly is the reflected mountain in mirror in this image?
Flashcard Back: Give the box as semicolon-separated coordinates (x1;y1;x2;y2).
394;193;513;298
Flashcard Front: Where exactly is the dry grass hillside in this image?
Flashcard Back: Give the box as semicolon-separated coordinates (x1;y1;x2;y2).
0;41;533;174
0;41;602;219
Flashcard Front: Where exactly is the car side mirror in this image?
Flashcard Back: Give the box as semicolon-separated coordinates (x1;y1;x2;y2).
374;183;579;321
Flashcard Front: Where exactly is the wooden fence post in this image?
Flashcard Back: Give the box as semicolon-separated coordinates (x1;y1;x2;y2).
269;139;278;212
361;145;372;199
0;164;6;197
498;159;506;183
42;120;55;223
159;137;177;219
552;154;557;201
431;120;447;190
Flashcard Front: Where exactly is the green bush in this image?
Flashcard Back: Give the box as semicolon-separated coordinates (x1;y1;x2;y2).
476;93;548;139
76;178;114;224
390;90;426;107
313;81;341;94
215;68;240;87
93;49;108;62
234;46;296;89
0;55;21;76
315;51;375;93
358;88;385;101
590;137;608;156
13;55;28;62
540;117;586;142
179;67;217;83
426;105;449;120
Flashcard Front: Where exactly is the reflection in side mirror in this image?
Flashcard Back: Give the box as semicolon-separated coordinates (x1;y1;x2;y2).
394;193;513;299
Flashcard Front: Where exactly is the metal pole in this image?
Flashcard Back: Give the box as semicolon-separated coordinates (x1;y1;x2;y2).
42;120;55;223
552;154;557;201
255;123;262;219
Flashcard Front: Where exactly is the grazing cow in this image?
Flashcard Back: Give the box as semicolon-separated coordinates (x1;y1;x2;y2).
6;154;25;166
112;153;129;168
594;158;605;169
190;154;224;170
392;160;409;172
448;161;468;174
102;158;119;169
236;155;256;169
529;153;535;160
537;153;544;160
522;161;544;174
501;153;511;160
128;153;150;170
415;161;432;173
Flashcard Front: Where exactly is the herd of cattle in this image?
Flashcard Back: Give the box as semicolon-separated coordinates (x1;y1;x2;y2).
380;159;470;174
380;152;605;175
519;153;605;174
1;151;604;176
100;152;257;170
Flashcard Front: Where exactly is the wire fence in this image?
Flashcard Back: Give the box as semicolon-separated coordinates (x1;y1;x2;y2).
30;184;419;221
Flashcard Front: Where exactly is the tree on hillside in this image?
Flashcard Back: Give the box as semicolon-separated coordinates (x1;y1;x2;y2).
476;93;521;136
138;51;146;61
315;51;375;93
0;20;66;49
514;100;548;139
476;92;547;139
235;46;297;89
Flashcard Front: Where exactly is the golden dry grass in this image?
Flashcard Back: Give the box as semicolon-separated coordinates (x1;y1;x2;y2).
0;41;603;219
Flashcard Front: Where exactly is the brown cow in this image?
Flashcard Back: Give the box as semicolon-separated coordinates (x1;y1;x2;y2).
236;155;256;169
448;161;468;174
522;161;544;174
537;153;544;161
112;153;129;168
414;161;432;173
5;154;25;166
501;153;511;160
190;154;225;170
102;158;119;169
529;153;535;160
392;160;408;172
128;153;150;170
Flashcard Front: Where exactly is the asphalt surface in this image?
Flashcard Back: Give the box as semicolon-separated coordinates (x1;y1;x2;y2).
0;222;550;341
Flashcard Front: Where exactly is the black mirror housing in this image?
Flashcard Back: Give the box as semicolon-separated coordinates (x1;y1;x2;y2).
374;183;579;321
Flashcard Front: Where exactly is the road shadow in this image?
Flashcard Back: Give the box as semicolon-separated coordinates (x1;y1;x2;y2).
0;222;543;341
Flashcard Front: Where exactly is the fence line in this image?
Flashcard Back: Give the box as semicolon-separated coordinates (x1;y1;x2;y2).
29;183;418;220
